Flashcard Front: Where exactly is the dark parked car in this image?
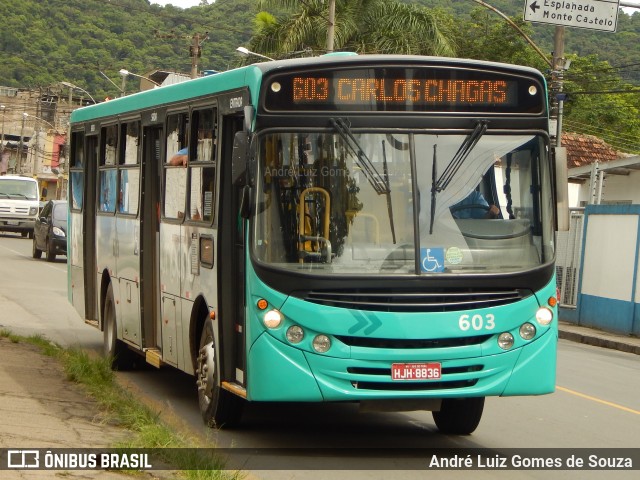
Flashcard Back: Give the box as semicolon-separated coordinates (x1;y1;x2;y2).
32;200;68;261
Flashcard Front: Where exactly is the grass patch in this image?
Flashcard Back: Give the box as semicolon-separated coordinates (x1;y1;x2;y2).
0;330;242;480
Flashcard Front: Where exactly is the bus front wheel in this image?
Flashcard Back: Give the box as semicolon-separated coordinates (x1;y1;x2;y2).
196;319;243;428
432;397;484;435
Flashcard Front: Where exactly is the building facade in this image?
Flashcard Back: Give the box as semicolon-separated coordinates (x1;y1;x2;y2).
0;84;92;200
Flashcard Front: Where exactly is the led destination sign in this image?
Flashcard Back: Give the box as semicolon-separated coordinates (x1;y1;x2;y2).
264;67;544;114
293;77;508;105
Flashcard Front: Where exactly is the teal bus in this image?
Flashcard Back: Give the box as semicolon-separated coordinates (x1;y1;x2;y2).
68;54;561;434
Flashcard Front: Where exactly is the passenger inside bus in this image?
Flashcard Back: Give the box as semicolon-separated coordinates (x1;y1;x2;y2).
169;147;188;166
450;189;500;219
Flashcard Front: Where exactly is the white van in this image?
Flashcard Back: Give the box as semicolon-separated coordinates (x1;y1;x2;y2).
0;175;40;238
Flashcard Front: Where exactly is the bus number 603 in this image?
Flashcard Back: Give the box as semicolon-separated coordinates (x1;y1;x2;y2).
459;313;495;331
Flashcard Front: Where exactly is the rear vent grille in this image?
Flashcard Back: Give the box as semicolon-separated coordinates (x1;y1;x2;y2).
296;288;529;313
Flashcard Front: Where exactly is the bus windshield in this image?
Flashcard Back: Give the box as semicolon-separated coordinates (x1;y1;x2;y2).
253;130;554;275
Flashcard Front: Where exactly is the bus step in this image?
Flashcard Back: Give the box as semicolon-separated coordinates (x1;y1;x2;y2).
221;381;247;399
84;319;98;328
144;348;163;368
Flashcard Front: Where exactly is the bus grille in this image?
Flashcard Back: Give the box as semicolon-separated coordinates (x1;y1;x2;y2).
351;379;478;391
336;335;491;349
297;288;529;312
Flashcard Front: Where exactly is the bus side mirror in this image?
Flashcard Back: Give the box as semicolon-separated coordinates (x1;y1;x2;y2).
231;131;248;186
554;146;569;232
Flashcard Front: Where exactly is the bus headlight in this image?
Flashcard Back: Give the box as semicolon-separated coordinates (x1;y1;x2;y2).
286;325;304;344
535;307;553;326
498;332;514;350
312;334;331;353
29;207;38;216
519;322;536;340
263;309;283;329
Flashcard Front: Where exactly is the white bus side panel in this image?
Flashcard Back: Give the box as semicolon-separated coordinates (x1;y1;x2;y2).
179;224;220;375
116;216;141;346
159;222;183;367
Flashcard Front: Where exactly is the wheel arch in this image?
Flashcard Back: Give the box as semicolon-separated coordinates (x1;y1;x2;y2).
189;294;213;371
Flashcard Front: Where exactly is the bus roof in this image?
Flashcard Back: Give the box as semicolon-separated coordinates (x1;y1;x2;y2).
70;55;545;124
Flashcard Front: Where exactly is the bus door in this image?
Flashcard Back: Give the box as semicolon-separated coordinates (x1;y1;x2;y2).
218;109;247;387
140;125;162;354
116;121;143;347
84;133;99;321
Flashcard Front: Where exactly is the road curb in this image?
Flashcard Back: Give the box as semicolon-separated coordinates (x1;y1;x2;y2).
558;328;640;355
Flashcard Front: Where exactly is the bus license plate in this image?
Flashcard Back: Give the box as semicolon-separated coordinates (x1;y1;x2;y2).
391;363;441;381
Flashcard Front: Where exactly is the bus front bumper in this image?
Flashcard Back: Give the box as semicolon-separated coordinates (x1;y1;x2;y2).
246;326;557;402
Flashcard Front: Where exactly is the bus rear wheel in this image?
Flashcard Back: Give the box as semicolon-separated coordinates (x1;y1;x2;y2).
196;319;243;428
432;397;484;435
103;283;135;370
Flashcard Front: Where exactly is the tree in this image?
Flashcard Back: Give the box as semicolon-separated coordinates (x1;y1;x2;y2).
455;8;550;71
562;54;640;154
248;0;456;58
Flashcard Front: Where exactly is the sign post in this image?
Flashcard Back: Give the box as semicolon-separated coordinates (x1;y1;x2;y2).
523;0;620;32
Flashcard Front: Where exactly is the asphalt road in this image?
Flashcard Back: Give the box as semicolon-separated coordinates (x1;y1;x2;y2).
1;233;638;479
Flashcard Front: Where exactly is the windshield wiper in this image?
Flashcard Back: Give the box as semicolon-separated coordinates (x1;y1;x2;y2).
429;120;488;234
381;140;396;244
437;120;488;192
330;118;389;195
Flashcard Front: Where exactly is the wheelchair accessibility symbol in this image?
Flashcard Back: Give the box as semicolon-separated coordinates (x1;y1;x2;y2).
420;247;445;273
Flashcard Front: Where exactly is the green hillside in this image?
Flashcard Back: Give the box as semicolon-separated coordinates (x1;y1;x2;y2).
0;0;637;152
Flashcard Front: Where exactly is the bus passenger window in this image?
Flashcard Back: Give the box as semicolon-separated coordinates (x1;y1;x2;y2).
70;131;84;211
166;113;189;164
118;122;140;215
99;169;117;212
119;169;140;214
189;166;215;222
164;167;187;219
192;107;217;163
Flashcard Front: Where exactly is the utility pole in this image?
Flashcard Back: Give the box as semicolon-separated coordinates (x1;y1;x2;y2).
18;113;27;174
156;30;208;79
190;33;209;79
551;25;569;231
326;0;336;53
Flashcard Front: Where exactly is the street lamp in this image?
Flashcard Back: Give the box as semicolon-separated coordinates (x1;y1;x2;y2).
236;46;275;62
99;70;125;97
59;81;96;105
23;113;60;132
119;69;161;94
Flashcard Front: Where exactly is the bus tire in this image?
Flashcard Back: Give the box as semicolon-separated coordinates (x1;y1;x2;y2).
196;319;244;428
432;397;484;435
103;283;135;370
32;237;42;259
